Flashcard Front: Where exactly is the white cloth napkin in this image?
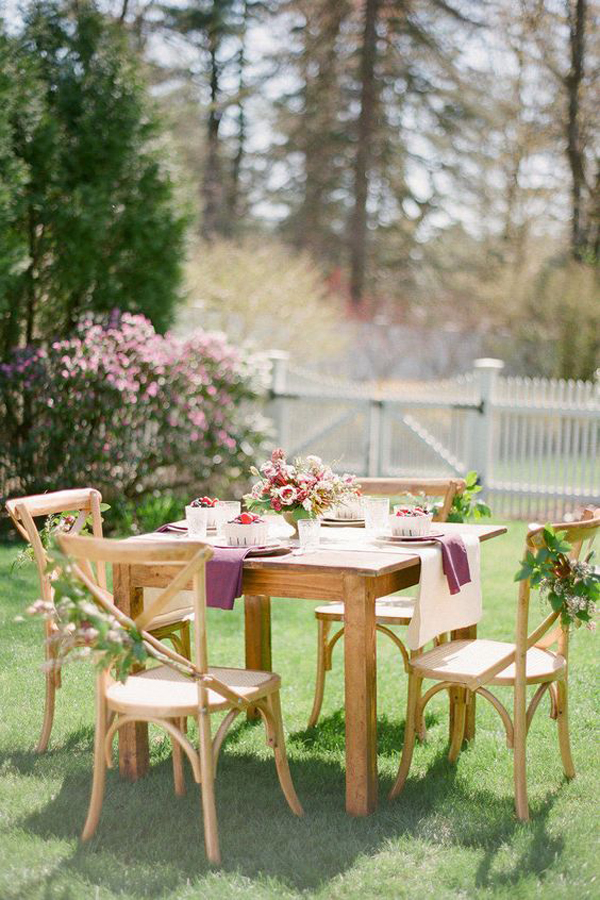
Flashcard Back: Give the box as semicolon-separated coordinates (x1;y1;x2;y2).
406;532;482;651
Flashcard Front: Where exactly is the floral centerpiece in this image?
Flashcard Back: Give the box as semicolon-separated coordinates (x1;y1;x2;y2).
245;449;358;535
515;525;598;629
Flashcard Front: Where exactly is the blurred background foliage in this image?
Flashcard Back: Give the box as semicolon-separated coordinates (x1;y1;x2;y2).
1;0;599;377
1;0;598;378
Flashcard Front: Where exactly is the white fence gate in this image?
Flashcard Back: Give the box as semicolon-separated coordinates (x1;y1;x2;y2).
266;354;600;520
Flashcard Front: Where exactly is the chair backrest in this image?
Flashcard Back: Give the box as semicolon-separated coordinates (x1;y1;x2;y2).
58;533;213;667
519;507;600;656
473;507;599;691
6;488;107;598
357;477;466;522
56;534;245;711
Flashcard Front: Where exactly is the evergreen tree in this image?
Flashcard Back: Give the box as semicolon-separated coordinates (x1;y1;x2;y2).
0;0;187;355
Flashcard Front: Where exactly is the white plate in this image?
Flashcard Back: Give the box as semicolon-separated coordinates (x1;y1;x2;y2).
375;536;441;548
322;518;365;528
213;541;291;557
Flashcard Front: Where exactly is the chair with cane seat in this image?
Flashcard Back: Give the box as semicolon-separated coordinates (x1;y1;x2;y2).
308;477;465;729
389;508;599;821
58;533;303;864
6;489;193;752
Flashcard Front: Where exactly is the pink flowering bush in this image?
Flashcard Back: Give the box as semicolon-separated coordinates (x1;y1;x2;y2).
0;312;268;507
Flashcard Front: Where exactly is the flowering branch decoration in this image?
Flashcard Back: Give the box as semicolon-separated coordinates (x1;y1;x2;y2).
515;525;599;629
245;448;358;520
12;506;110;570
23;546;187;683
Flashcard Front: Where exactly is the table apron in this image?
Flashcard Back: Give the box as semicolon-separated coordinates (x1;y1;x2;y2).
127;563;420;602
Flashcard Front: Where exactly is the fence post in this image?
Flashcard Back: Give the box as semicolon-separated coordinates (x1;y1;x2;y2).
367;399;383;476
267;350;289;447
469;358;504;488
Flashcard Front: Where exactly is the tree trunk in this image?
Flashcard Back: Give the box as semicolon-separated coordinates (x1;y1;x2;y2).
565;0;587;259
229;0;248;229
299;1;347;257
201;39;224;241
349;0;381;307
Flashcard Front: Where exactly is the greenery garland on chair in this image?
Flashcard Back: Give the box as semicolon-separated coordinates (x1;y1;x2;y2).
515;525;598;629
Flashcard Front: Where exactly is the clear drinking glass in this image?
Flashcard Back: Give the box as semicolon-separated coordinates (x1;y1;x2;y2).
214;500;242;531
363;496;390;533
298;517;321;550
185;505;208;537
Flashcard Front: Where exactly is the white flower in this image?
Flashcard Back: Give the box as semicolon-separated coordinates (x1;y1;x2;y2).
302;498;313;512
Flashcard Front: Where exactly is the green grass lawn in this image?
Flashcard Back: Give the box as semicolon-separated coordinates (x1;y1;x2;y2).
0;524;598;900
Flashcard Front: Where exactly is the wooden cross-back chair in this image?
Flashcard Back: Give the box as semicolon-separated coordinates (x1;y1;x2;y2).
58;533;303;865
6;489;193;753
389;507;599;821
307;477;466;729
6;489;107;752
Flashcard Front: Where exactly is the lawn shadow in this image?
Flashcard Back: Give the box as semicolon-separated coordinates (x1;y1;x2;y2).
289;707;441;757
11;712;569;896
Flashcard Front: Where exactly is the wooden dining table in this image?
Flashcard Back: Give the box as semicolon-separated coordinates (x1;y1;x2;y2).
112;521;506;816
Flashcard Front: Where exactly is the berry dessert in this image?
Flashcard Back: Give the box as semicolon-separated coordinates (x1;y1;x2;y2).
190;496;219;527
389;505;433;537
222;512;269;547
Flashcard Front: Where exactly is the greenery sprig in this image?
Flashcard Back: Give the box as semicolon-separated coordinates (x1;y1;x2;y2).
446;471;491;523
22;544;191;683
12;506;110;570
515;525;599;629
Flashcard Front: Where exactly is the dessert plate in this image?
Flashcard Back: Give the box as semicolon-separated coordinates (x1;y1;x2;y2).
375;532;444;547
322;517;365;528
214;541;291;557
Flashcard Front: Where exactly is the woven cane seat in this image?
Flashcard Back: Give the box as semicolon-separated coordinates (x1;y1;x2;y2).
315;595;415;625
411;639;566;686
106;664;281;716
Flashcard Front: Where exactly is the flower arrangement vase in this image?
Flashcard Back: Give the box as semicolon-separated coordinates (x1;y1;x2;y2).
283;511;300;538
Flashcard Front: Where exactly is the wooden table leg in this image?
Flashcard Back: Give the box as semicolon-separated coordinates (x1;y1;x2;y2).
244;595;272;721
449;624;477;744
343;574;378;816
113;565;149;780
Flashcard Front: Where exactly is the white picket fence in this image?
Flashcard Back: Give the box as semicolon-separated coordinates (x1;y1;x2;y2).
266;354;600;520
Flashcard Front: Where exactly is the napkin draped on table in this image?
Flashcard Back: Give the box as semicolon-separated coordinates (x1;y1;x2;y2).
430;533;471;595
406;532;482;651
154;521;250;610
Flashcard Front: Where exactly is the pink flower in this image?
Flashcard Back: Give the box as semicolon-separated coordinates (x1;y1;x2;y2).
278;485;297;505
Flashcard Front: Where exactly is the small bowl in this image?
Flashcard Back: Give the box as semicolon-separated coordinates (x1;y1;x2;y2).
221;521;269;547
389;512;433;537
329;496;363;520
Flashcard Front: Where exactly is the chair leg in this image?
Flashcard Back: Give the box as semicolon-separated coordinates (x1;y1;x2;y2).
389;673;422;800
180;621;192;661
513;678;529;822
82;682;108;841
197;709;221;865
556;679;575;779
171;718;186;796
448;687;467;763
266;692;304;816
307;618;331;729
409;651;427;742
36;666;57;754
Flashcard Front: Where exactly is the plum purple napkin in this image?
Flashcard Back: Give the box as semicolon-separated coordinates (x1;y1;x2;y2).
155;522;250;610
430;533;471;595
